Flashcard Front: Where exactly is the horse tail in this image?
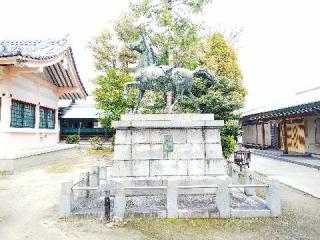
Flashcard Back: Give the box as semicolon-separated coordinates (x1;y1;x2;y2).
193;67;218;85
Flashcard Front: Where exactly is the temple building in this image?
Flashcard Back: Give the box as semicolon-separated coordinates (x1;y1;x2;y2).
0;37;87;161
240;87;320;155
59;96;109;140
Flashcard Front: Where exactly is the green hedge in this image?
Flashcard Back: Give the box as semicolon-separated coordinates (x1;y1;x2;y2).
65;135;80;144
221;135;237;159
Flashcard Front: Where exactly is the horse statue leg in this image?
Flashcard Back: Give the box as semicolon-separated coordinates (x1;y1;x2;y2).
135;89;145;113
123;81;139;100
185;89;200;112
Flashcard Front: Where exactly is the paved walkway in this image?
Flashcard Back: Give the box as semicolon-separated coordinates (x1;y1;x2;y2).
250;154;320;198
251;149;320;169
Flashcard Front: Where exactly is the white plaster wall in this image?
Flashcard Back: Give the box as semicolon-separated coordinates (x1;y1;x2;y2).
304;116;320;154
264;123;271;146
0;69;60;156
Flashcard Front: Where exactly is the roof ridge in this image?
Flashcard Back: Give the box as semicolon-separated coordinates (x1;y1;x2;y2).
296;86;320;95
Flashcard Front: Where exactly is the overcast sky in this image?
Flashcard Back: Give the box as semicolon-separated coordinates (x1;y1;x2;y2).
1;0;319;110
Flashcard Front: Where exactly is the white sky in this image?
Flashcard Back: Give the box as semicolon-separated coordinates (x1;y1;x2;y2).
1;0;320;110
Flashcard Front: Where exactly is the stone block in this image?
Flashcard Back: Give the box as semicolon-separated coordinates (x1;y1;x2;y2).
115;130;131;145
178;187;217;195
89;166;99;187
186;129;204;143
59;181;73;217
188;160;205;175
244;170;256;196
178;209;209;218
172;129;188;143
114;183;126;219
231;209;271;218
204;159;225;175
150;144;163;160
150;160;188;176
205;129;221;143
113;145;131;160
121;113;215;121
216;180;230;218
78;172;88;198
265;181;281;216
132;144;151;160
191;143;205;159
172;143;193;160
205;144;223;159
150;129;187;144
100;166;107;181
112;160;149;177
231;169;239;184
167;180;178;218
132;129;150;144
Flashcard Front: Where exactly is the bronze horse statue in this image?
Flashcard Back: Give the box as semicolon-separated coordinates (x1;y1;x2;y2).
124;34;219;112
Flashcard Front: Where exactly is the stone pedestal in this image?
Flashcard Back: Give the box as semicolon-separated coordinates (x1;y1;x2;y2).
111;114;225;178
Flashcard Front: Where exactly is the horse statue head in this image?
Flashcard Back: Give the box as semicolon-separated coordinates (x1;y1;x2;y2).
128;34;157;68
193;67;219;85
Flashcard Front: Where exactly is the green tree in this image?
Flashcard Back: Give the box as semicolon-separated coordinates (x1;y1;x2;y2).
93;68;136;127
89;0;246;129
190;33;246;120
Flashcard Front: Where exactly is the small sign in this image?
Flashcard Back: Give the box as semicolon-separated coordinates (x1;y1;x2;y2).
163;135;174;159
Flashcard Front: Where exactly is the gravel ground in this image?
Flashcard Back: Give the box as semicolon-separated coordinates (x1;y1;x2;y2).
0;148;144;240
0;148;320;240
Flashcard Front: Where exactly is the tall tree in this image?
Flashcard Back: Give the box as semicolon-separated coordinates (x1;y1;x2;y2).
89;0;246;128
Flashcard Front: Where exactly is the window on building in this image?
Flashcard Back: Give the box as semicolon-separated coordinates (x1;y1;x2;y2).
315;118;320;145
11;100;35;128
39;107;55;129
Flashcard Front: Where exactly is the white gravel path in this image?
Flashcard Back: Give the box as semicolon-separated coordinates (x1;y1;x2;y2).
250;154;320;198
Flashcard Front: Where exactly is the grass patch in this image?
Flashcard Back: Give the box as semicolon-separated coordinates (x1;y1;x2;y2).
256;187;267;199
86;147;113;157
45;158;92;173
123;217;272;240
0;171;13;176
46;159;77;173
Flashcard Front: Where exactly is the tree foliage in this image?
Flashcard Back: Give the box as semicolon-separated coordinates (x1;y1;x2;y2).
89;0;246;128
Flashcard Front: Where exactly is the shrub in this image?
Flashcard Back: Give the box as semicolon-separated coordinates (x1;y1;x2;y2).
89;136;103;150
65;135;80;144
221;135;237;159
220;124;242;141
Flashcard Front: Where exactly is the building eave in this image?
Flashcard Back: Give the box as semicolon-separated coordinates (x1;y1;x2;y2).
0;37;88;100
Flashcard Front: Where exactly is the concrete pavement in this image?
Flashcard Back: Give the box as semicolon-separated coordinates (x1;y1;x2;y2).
250;154;320;198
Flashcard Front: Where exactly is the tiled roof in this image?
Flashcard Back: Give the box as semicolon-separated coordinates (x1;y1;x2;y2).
0;38;69;60
0;37;88;100
242;87;320;121
59;96;103;119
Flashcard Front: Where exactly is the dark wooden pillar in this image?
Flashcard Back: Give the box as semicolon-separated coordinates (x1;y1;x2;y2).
261;122;265;150
283;119;288;154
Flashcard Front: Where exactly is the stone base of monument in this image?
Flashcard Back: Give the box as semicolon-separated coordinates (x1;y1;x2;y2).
68;114;280;219
111;114;225;178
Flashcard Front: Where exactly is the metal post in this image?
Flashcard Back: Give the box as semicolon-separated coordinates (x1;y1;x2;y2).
85;172;90;198
104;190;111;220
